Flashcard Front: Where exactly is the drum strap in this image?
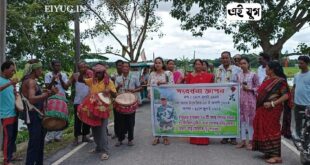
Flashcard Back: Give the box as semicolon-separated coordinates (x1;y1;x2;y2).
122;73;132;90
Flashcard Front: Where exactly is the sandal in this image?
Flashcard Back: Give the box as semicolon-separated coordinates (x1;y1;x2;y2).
246;144;252;150
152;138;160;145
220;139;228;144
115;141;123;147
230;139;238;145
265;157;282;164
128;141;134;146
236;142;246;148
100;153;109;160
163;138;170;145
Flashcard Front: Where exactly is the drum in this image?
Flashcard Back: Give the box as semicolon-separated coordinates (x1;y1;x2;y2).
42;93;69;131
114;92;138;114
77;94;102;127
90;93;111;119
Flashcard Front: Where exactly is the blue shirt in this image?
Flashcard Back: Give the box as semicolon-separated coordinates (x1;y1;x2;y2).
0;77;16;119
294;71;310;106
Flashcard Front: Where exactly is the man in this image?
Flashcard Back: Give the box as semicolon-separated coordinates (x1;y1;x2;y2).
78;63;116;160
44;60;68;143
115;62;141;146
66;61;93;145
215;51;241;145
21;59;58;165
0;61;18;165
292;55;310;139
257;53;270;84
157;95;177;132
233;54;241;67
111;60;123;139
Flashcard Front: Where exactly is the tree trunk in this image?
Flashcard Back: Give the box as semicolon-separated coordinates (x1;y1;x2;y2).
261;41;283;60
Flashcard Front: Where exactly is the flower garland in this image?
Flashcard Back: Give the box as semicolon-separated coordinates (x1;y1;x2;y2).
216;66;232;82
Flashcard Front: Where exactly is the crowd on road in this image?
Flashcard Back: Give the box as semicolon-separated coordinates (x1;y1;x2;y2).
0;52;309;165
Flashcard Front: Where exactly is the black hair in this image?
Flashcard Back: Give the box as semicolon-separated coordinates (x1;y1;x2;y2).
154;57;166;71
51;60;61;66
115;60;123;65
267;61;287;81
167;59;174;65
221;51;231;57
202;60;209;67
94;62;105;66
240;57;251;69
259;53;271;61
123;61;131;67
1;61;15;72
298;55;310;64
193;59;204;66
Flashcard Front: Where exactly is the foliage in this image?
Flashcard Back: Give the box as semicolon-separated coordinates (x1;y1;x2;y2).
167;0;310;59
83;0;163;62
7;0;91;72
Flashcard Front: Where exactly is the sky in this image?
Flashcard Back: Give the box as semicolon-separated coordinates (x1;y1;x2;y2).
79;1;310;62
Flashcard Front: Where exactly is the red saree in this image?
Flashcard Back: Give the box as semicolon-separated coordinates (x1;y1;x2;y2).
186;72;214;145
252;77;290;157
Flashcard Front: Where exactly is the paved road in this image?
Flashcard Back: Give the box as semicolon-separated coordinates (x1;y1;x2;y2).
46;103;301;165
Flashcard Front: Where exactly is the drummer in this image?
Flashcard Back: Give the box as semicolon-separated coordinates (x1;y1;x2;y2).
114;62;142;146
77;63;116;161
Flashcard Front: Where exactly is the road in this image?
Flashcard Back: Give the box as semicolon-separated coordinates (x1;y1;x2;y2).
45;103;301;165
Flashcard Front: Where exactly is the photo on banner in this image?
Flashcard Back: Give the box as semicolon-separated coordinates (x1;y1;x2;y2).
150;83;240;138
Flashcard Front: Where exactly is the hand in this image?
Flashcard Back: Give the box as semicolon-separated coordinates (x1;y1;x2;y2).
263;102;272;109
50;86;59;95
125;89;134;93
58;73;63;80
242;85;249;91
10;78;19;85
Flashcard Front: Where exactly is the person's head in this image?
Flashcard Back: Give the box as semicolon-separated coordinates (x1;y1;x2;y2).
193;59;204;72
160;95;167;106
122;62;130;74
297;55;310;71
143;67;150;74
202;61;209;72
166;59;175;71
77;61;87;74
51;60;61;73
220;51;231;67
1;61;16;79
266;61;287;80
154;57;166;72
258;53;270;66
93;63;106;80
233;54;241;66
115;60;123;73
27;59;43;79
239;57;250;71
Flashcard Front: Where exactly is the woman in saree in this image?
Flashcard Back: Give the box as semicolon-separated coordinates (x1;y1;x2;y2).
252;61;291;164
185;59;214;145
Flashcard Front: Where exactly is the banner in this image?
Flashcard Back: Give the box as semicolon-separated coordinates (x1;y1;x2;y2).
151;83;240;138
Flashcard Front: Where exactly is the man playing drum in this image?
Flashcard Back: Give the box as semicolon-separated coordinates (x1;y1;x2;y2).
114;62;142;146
77;63;116;161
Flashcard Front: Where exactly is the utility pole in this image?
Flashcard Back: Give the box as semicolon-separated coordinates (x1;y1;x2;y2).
74;12;80;72
193;50;196;60
0;0;7;67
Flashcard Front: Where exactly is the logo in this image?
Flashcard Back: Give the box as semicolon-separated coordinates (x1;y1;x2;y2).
45;5;87;13
226;3;261;21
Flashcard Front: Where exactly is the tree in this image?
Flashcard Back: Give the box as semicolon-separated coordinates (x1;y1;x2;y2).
7;0;90;71
83;0;163;62
168;0;310;59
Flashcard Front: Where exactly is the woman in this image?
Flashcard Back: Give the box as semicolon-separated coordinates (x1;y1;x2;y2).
236;57;259;150
167;59;183;84
252;61;291;164
148;57;174;145
185;59;214;145
202;60;209;72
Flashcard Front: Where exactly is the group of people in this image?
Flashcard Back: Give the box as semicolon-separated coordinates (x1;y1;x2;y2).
0;52;309;165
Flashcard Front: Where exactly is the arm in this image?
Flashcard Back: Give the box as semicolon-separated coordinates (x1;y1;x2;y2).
0;80;17;91
27;80;53;104
59;73;69;90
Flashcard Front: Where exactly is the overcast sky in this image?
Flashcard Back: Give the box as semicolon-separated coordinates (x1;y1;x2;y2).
79;2;310;62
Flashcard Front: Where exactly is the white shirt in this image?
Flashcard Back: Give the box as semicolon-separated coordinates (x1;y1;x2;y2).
45;72;68;95
257;65;266;84
215;65;241;83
